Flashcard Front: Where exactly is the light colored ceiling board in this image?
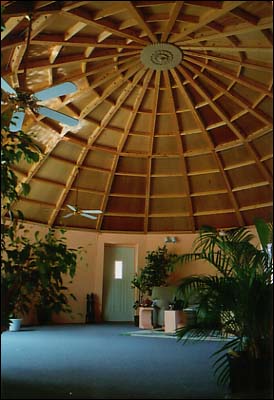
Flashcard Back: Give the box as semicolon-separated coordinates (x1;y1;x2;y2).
2;1;272;233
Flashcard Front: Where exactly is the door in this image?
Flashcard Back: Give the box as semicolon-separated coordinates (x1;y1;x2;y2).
102;245;135;321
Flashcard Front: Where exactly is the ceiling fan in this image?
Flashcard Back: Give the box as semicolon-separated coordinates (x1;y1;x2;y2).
63;184;102;220
63;205;103;220
1;78;79;132
1;8;78;132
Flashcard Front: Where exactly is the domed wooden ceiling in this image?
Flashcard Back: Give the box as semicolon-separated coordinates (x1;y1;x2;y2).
1;1;273;233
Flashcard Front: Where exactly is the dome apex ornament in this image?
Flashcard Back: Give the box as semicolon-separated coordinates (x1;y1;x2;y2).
140;43;182;70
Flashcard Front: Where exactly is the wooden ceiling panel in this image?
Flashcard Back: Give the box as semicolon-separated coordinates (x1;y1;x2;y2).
153;136;178;155
1;1;272;233
195;213;239;230
150;197;189;214
101;216;144;232
234;185;273;209
148;216;193;232
111;175;147;195
116;157;147;174
193;193;233;214
227;164;266;189
150;176;187;196
189;172;226;194
106;197;145;214
151;157;181;175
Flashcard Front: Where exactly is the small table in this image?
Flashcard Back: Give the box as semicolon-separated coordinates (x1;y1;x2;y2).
139;307;154;329
164;310;186;333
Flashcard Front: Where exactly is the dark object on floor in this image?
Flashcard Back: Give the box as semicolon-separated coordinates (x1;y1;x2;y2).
228;352;273;394
85;293;95;323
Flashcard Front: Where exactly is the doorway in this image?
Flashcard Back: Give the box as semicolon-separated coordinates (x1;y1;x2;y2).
102;245;135;321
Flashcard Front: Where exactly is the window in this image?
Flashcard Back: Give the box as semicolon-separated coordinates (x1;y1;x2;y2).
114;261;123;279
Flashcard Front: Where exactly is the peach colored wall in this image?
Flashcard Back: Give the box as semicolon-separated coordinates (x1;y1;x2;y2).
18;224;260;325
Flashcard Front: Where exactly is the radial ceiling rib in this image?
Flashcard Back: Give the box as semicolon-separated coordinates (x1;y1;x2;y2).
125;1;158;43
144;70;160;233
97;69;154;231
182;51;273;73
177;65;273;187
51;66;147;227
178;16;273;45
169;1;246;43
64;8;150;45
183;57;273;98
183;60;272;127
169;69;244;226
164;69;196;231
27;34;144;49
161;1;184;42
80;62;143;119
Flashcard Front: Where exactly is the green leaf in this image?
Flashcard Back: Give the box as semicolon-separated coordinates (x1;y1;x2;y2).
21;182;30;196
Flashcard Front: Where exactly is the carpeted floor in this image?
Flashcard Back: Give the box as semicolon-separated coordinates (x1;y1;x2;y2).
1;323;272;399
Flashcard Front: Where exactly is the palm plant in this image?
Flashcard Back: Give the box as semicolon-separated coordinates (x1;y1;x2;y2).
175;218;273;391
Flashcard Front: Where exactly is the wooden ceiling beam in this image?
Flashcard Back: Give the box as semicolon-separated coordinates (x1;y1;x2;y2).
177;15;273;45
143;70;160;233
183;50;273;72
1;16;25;39
183;60;272;126
49;64;147;227
80;62;143;119
169;1;246;43
64;8;150;45
145;12;199;23
230;7;259;25
164;69;196;231
125;2;158;43
178;64;273;189
97;71;152;229
170;67;244;226
88;57;140;90
180;45;272;53
17;49;140;72
183;57;273;98
28;33;142;49
161;1;184;42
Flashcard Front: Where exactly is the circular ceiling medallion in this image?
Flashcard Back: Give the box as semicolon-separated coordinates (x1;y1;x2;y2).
140;43;183;70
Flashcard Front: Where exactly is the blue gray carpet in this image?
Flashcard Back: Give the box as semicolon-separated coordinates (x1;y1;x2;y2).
0;323;266;399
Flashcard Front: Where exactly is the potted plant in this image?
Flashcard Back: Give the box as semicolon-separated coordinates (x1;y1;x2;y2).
1;260;33;331
175;218;273;394
131;245;178;327
1;223;83;328
131;245;178;296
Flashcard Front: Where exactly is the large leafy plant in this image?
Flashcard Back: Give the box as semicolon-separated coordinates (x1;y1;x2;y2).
1;224;83;326
131;245;178;296
175;218;273;387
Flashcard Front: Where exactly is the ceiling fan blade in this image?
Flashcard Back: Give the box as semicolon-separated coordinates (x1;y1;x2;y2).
81;213;97;220
9;110;25;132
37;106;78;126
1;77;16;95
63;213;75;219
81;210;102;214
34;82;77;101
67;204;77;212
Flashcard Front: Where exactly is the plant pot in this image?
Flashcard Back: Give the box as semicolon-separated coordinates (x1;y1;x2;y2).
228;352;273;393
9;318;22;331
